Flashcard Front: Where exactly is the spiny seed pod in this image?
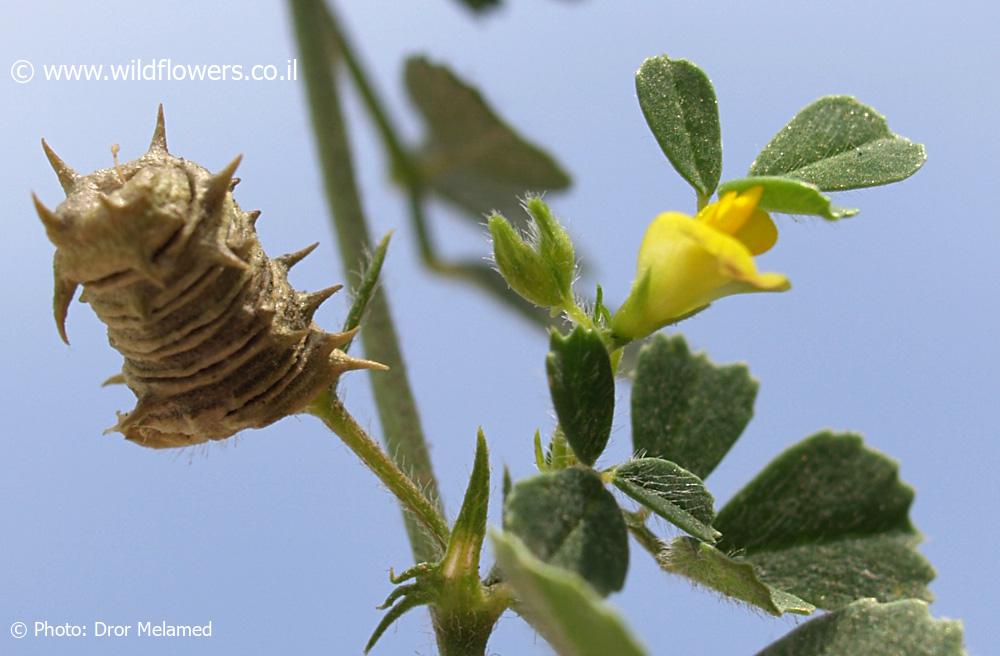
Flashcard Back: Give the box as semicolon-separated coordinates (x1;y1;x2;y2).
35;106;381;449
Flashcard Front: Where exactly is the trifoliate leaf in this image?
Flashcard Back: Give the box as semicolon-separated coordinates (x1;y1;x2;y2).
755;599;966;656
491;530;648;656
714;431;934;609
636;55;722;198
611;458;720;543
405;56;571;225
717;176;858;221
547;327;615;467
631;334;757;479
749;96;926;191
503;467;628;596
660;537;814;616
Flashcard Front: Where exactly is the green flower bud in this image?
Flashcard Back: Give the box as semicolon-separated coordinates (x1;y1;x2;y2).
488;196;575;309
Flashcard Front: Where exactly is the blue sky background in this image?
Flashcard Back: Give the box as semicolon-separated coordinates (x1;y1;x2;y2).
2;1;996;654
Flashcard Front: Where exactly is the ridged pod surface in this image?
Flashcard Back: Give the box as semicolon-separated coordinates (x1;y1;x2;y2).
35;106;380;449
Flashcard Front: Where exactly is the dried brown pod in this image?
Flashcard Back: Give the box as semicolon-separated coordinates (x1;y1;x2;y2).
35;106;381;449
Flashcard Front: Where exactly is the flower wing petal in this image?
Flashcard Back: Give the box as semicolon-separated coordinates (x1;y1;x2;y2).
732;208;779;256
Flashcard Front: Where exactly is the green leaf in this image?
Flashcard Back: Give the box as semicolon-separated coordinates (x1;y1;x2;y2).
405;56;571;225
547;327;615;466
611;458;720;543
491;530;648;656
717;176;858;221
631;334;757;479
440;429;490;579
756;599;966;656
660;537;814;616
749;96;926;191
714;431;934;609
636;55;722;198
503;467;628;596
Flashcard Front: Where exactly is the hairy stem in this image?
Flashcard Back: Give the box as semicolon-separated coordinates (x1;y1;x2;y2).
308;391;449;553
623;509;665;561
563;302;596;330
289;0;444;563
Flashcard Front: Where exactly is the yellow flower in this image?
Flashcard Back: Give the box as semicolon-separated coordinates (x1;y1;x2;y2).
611;187;790;341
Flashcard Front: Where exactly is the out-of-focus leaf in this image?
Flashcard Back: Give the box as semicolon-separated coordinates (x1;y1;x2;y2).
452;0;584;12
453;0;501;11
749;96;926;191
660;537;815;616
717;176;858;220
631;334;757;479
547;327;615;466
755;599;966;656
636;55;722;197
611;458;720;543
503;467;628;596
405;56;570;225
491;530;648;656
714;431;934;609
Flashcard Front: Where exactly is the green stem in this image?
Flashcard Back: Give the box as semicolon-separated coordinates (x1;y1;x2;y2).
308;392;450;553
320;3;549;328
623;509;664;561
319;3;442;265
290;0;444;563
563;302;595;330
562;300;627;371
321;7;414;178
